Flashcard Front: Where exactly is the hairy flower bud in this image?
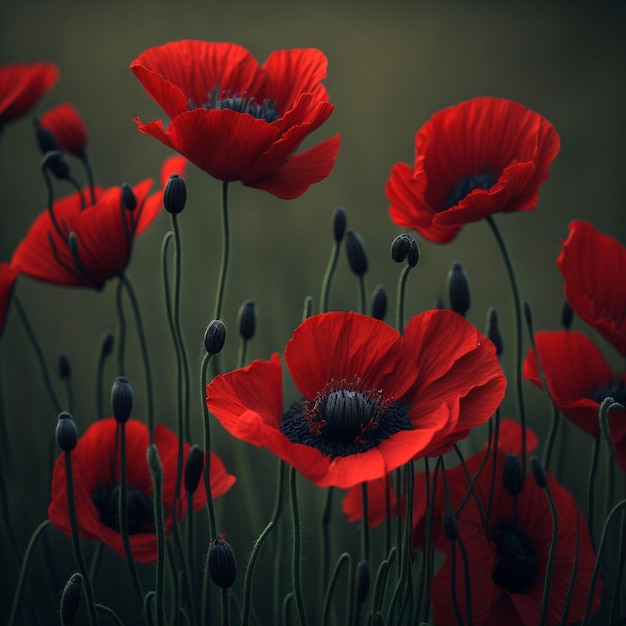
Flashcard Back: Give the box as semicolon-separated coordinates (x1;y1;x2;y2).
333;206;347;242
502;453;524;496
448;261;470;316
111;376;133;424
60;573;83;626
371;285;388;321
56;412;78;452
345;229;368;277
164;173;187;215
204;320;226;354
184;444;204;494
208;536;237;588
356;559;370;604
238;300;256;340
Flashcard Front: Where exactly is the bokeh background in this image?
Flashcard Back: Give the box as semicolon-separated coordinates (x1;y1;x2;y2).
2;1;626;622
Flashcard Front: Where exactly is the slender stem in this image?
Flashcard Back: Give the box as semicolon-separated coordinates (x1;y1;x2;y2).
361;482;370;563
559;511;580;626
64;452;99;625
241;460;285;626
395;264;412;333
148;445;167;626
95;604;124;626
610;508;626;624
538;480;559;626
7;519;51;626
321;553;351;626
96;334;112;419
221;588;230;626
320;239;341;314
319;487;333;604
80;153;96;205
586;434;601;543
115;280;126;377
486;216;527;475
214;181;230;322
289;467;308;626
358;274;367;315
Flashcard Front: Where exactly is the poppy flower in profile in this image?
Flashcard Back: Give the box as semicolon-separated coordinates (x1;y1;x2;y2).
130;40;340;200
207;310;505;489
431;440;600;625
11;155;187;290
38;102;88;157
386;97;560;243
0;61;59;128
557;220;626;357
48;418;235;563
0;262;18;336
523;330;626;472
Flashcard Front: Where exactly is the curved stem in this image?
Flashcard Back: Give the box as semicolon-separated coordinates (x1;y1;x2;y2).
320;240;341;313
321;552;351;626
148;445;166;626
538;479;559;626
361;482;370;563
289;467;308;626
586;434;601;543
214;181;230;322
115;280;126;377
395;264;412;333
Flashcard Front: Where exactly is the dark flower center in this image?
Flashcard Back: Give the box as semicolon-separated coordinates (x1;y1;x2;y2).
445;172;498;210
280;378;412;458
189;85;279;123
589;378;626;406
92;483;155;534
491;520;538;593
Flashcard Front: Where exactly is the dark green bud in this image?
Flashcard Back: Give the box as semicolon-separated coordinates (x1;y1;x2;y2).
447;261;470;316
60;573;83;626
238;300;256;340
345;229;368;277
56;412;78;452
561;298;573;330
370;285;388;321
121;183;137;211
333;206;347;242
356;560;370;604
530;456;548;489
486;306;503;357
184;444;204;494
204;320;226;355
390;234;411;263
502;453;524;496
111;376;133;424
164;173;187;215
208;536;237;588
101;332;114;357
42;150;69;180
58;352;71;380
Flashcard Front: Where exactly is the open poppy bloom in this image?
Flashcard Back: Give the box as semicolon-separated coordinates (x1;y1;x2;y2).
11;155;186;290
0;61;59;128
386;97;560;243
431;442;600;625
38;102;88;157
207;310;505;489
524;330;626;472
48;418;235;563
558;220;626;357
130;40;340;200
0;262;18;336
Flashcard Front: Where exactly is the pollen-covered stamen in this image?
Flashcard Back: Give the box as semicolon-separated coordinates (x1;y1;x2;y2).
445;172;498;210
92;483;155;534
589;379;626;406
280;378;412;458
189;85;279;123
491;520;538;593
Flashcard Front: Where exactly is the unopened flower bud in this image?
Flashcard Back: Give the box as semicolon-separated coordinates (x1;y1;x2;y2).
443;512;460;541
345;229;368;277
184;445;204;494
56;412;78;452
561;298;573;330
407;238;420;267
111;376;133;424
530;457;548;489
391;234;411;263
164;173;187;215
371;285;388;321
238;300;256;340
204;320;226;355
42;150;69;180
433;296;445;310
60;573;83;626
356;560;370;604
101;332;114;357
121;183;137;211
208;536;237;588
486;306;503;357
448;261;470;316
34;117;60;154
58;352;71;380
502;453;523;496
333;206;347;242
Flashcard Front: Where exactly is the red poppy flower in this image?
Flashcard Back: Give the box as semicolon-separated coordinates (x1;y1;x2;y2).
431;444;600;625
523;329;626;471
386;97;560;243
0;61;59;127
48;418;235;563
0;262;18;336
38;102;88;157
11;156;187;290
130;40;340;200
207;310;505;489
558;220;626;357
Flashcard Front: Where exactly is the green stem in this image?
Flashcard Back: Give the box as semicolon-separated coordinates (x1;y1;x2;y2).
320;240;341;313
395;264;412;333
95;604;124;626
486;216;527;475
148;445;166;626
7;519;51;626
361;482;370;563
115;280;127;377
214;181;230;322
321;553;351;626
320;487;334;601
586;434;601;543
538;479;558;626
358;274;367;315
289;467;308;626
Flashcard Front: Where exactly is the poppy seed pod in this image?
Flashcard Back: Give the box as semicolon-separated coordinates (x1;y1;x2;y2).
111;376;133;424
345;229;368;277
447;261;471;316
121;183;137;211
56;412;78;452
238;300;257;341
502;453;524;496
58;352;71;380
60;573;83;626
333;206;347;242
208;536;237;588
356;560;370;604
390;234;412;263
530;457;548;489
164;173;187;215
184;444;205;494
486;306;503;357
371;285;388;321
204;320;227;355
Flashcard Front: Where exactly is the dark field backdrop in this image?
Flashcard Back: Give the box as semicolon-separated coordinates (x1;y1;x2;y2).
1;1;626;622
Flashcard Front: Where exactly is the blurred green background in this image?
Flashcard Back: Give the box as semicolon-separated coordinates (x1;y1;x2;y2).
2;1;626;622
